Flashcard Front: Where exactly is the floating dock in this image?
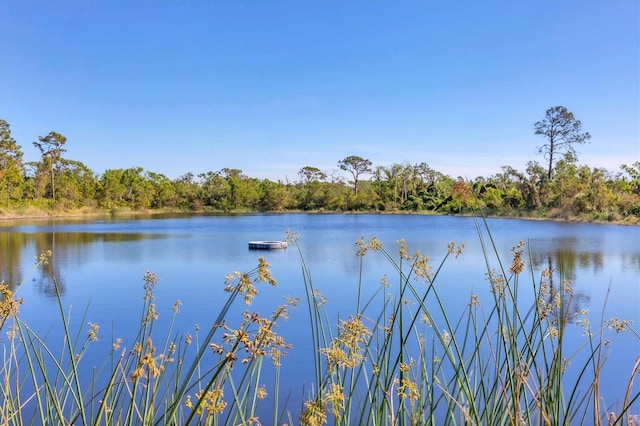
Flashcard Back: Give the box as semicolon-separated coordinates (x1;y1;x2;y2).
248;241;288;250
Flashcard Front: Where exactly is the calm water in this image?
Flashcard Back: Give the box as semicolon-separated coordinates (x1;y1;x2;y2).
0;213;638;412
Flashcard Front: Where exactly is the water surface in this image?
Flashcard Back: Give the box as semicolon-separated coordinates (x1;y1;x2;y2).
1;214;638;412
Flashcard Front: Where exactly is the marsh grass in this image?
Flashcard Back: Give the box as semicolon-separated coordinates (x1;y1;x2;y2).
290;217;639;426
0;217;637;425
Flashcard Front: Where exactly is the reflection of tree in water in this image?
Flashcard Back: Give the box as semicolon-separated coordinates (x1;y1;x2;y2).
622;253;640;271
34;232;65;297
0;232;26;291
1;228;157;299
531;252;591;324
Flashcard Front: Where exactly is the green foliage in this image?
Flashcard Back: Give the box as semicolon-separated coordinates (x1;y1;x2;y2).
98;168;154;209
0;117;638;221
338;155;373;196
32;131;68;200
0;120;25;208
534;106;592;180
56;159;99;208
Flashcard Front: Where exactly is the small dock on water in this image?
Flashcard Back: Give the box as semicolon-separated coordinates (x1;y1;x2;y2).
248;241;288;250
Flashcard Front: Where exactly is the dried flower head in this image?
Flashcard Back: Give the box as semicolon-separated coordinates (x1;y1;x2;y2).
355;236;368;257
607;317;634;333
172;299;182;314
412;251;432;281
397;377;419;401
397;239;410;260
368;237;383;251
325;383;345;417
142;270;158;301
320;316;371;370
224;258;278;305
87;322;99;342
509;241;525;275
111;337;122;351
191;388;227;415
447;242;465;258
36;250;52;266
300;398;327;426
486;269;507;295
0;284;23;323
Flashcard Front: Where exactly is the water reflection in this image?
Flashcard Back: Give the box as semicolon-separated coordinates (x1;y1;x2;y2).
0;232;26;289
528;235;635;278
0;214;636;415
0;230;162;296
0;216;637;307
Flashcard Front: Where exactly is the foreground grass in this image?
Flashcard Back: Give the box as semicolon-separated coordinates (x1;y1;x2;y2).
0;218;638;425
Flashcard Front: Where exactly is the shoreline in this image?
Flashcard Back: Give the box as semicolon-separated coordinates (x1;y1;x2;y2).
1;206;638;226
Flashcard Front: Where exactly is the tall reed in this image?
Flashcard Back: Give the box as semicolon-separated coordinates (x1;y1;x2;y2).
0;254;296;425
289;217;639;425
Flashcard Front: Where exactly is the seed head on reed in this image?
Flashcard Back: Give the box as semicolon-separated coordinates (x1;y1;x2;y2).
320;316;371;370
6;324;17;340
312;289;327;306
356;236;368;257
172;299;181;313
420;312;433;327
143;303;159;325
509;241;526;275
87;322;99;342
397;239;410;260
397;377;419;401
285;228;298;244
441;330;451;346
412;251;432;281
468;294;480;306
399;359;414;373
37;249;52;265
607;317;634;333
324;383;345;417
112;337;122;351
486;269;506;295
300;397;327;426
225;272;257;305
131;339;162;382
256;385;268;400
368;236;383;251
257;257;277;285
447;241;465;258
380;274;390;287
0;283;23;324
187;388;227;415
224;258;278;305
142;270;158;300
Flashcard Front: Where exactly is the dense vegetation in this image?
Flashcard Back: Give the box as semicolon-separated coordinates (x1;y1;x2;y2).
1;107;638;223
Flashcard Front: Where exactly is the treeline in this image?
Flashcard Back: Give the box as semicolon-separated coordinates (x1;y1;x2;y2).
1;110;639;222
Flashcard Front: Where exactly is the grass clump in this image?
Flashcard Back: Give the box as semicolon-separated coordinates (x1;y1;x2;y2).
287;218;639;426
0;253;296;425
0;218;637;425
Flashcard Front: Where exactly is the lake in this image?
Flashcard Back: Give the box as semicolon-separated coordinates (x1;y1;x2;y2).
0;213;638;418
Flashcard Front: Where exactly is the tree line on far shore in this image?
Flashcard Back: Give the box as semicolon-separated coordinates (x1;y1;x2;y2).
0;106;638;222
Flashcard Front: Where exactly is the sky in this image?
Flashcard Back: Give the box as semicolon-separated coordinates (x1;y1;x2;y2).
0;1;638;182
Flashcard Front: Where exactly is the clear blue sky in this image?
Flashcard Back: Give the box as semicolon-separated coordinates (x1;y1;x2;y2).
1;1;638;182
